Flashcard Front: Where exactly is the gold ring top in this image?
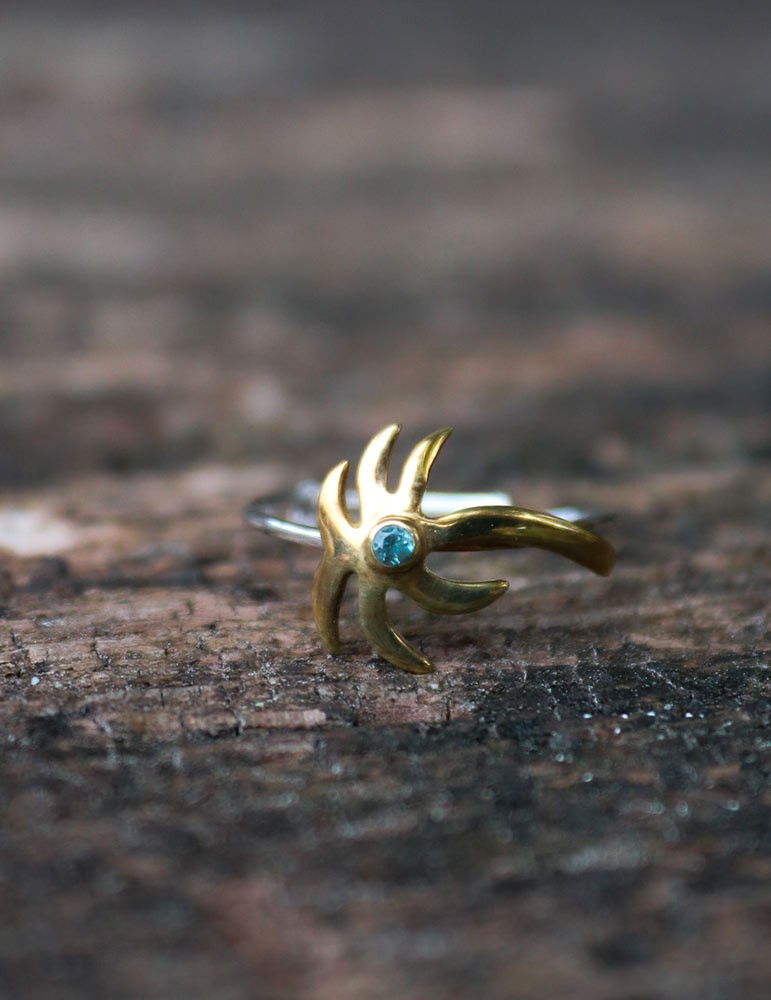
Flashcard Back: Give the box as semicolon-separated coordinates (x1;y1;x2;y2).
309;424;615;674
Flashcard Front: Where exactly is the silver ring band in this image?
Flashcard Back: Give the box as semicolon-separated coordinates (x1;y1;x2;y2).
245;480;608;548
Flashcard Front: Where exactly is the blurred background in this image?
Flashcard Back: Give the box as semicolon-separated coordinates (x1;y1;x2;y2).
2;5;771;999
1;0;769;491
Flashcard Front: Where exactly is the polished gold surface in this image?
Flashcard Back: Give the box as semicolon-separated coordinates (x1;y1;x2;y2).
313;425;615;673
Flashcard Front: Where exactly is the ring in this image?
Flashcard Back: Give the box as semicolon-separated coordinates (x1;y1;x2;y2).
246;425;615;674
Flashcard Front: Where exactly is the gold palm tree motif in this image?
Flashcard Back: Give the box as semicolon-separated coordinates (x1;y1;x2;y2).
313;425;615;674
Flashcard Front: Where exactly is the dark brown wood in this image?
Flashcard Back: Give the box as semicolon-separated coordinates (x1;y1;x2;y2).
1;4;770;998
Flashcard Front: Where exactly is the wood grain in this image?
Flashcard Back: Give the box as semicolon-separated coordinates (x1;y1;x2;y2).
0;4;769;998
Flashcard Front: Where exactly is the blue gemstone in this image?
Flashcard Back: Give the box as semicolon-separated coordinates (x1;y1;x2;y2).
371;523;417;568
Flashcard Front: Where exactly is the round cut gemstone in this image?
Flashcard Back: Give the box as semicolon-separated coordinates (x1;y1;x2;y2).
370;522;417;568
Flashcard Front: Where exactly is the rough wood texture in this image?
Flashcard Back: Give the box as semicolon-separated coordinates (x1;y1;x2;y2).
1;4;770;998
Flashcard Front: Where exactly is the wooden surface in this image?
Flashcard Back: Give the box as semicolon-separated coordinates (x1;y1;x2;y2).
0;4;770;998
